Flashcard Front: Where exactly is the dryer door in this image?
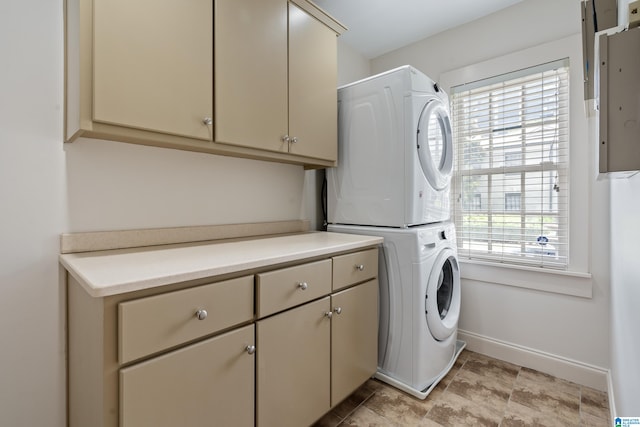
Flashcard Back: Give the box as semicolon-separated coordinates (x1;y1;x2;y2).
417;99;453;191
425;248;460;341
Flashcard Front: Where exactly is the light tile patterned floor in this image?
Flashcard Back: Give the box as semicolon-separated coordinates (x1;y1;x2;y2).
313;350;610;427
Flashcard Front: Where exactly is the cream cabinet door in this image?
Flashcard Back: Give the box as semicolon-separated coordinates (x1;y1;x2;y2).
214;0;289;153
288;2;338;161
256;297;331;427
120;325;255;427
331;279;379;406
93;0;213;140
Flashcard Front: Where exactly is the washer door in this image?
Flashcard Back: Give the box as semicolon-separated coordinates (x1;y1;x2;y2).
417;99;453;191
425;248;460;341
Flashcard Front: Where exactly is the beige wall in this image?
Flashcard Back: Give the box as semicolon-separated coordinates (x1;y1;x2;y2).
0;2;66;425
65;140;304;232
337;41;371;86
371;0;580;79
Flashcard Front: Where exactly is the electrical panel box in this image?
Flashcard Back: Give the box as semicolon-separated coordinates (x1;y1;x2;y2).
581;0;618;100
597;26;640;177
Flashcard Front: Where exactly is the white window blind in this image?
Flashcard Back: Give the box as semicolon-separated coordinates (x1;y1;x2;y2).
450;59;570;270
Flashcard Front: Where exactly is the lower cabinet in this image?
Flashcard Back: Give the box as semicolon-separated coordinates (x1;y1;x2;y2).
120;324;255;427
67;246;379;427
257;297;332;427
331;279;379;405
256;280;379;427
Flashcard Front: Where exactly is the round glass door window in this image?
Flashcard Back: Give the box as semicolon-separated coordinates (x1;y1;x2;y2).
436;258;454;320
417;99;453;191
425;249;460;341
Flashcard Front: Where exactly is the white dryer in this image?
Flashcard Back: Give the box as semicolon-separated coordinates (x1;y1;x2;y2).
327;65;453;228
328;222;464;398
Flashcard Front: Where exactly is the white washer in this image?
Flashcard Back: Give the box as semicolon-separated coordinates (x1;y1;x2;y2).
328;222;464;398
327;65;453;228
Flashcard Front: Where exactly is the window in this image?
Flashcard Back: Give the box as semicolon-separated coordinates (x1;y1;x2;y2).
472;194;482;210
450;59;569;270
504;192;521;211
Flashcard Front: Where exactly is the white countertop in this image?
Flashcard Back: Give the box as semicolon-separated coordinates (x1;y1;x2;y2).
60;231;383;297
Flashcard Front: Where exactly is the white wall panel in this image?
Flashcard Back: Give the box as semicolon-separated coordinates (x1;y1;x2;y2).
609;177;640;413
609;0;640;415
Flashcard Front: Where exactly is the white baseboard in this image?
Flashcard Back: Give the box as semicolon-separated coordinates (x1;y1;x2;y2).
607;369;617;422
458;329;609;391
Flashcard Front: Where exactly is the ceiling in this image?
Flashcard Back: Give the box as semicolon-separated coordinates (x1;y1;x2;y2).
313;0;525;59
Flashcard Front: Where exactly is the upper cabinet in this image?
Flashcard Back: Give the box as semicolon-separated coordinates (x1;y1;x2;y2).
93;0;213;141
288;2;339;161
216;0;339;162
65;0;346;168
214;0;288;154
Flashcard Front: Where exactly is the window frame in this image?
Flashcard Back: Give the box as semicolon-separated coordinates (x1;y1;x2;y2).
450;60;570;270
439;34;593;298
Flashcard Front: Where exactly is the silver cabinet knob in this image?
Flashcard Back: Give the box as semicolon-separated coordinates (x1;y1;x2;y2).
245;345;256;355
202;117;213;126
324;311;333;318
333;307;342;315
195;309;208;320
282;135;290;143
290;136;299;144
297;282;308;290
356;264;365;271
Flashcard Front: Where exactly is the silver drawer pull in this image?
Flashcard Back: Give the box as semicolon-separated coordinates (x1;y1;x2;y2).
356;264;365;271
245;345;256;355
324;311;333;319
202;117;213;126
195;309;208;320
297;282;308;290
333;307;342;315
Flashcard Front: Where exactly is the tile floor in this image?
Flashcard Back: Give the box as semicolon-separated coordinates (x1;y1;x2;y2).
314;350;610;427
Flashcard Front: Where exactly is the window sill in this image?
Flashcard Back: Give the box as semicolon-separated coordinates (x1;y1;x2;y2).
459;259;593;298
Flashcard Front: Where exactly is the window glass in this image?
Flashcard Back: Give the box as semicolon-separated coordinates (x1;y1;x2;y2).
451;59;569;269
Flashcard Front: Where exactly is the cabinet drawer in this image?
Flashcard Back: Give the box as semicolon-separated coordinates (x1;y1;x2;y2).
332;248;378;291
118;275;254;364
256;259;332;318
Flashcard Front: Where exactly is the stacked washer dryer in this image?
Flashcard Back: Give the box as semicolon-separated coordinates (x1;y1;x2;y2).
327;65;465;399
